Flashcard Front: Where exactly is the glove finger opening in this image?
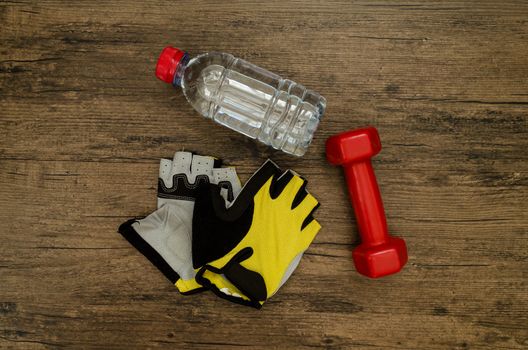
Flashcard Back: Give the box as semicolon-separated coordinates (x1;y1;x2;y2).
295;192;320;220
190;154;215;178
159;158;174;187
269;170;294;199
171;151;193;177
276;173;308;203
212;167;242;202
300;218;322;249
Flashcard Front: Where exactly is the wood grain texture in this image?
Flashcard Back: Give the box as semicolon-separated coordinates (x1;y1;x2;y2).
1;0;527;349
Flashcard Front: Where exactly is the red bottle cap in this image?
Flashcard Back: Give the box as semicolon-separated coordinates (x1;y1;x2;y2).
155;46;187;84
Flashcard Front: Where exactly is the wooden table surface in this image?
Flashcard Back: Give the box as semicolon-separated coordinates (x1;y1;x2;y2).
1;1;527;349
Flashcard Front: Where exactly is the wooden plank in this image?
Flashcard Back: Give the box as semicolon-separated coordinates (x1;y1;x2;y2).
1;1;527;349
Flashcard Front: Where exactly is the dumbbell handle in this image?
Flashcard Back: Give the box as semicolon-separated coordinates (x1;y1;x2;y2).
343;160;388;247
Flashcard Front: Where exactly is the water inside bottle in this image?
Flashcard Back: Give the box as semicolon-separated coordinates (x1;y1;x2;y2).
181;54;324;156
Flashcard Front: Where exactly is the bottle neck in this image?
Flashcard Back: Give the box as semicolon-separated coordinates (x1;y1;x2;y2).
172;53;190;87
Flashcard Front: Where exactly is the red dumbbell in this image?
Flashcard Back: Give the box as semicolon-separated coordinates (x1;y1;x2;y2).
326;126;408;278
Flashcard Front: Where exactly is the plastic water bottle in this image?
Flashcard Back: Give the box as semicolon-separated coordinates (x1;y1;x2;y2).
155;46;326;156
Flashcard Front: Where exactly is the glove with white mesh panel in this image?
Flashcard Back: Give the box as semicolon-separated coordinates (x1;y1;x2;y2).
118;151;241;293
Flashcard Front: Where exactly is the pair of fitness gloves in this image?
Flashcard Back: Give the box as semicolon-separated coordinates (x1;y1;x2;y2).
118;151;321;308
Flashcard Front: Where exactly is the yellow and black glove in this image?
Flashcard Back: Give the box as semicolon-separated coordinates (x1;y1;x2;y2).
192;160;321;308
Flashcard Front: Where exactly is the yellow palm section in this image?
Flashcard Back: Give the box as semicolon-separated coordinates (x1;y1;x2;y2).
204;174;321;300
